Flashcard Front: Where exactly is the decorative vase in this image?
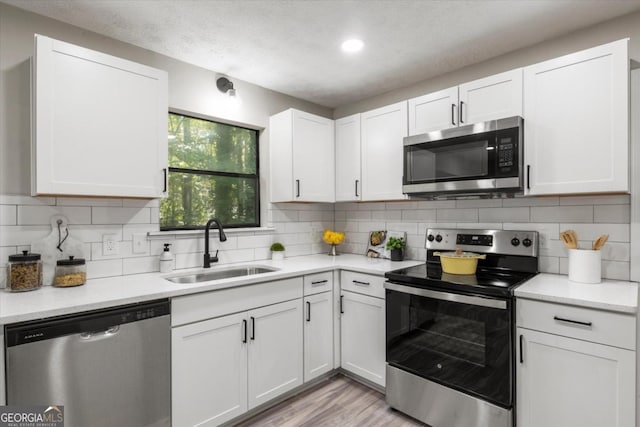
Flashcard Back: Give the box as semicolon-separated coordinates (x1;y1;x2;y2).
390;248;403;261
328;244;339;256
271;251;285;262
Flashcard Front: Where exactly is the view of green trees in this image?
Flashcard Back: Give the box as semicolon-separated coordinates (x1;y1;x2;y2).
160;113;259;229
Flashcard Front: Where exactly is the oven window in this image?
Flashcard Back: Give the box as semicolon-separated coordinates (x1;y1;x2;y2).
406;139;490;183
386;289;512;408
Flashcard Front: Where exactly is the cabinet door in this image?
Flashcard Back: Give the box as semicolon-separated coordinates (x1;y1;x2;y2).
459;69;523;125
304;291;334;382
408;87;458;135
292;110;335;202
340;291;386;387
517;328;635;427
524;39;629;195
33;35;168;198
248;299;303;409
335;114;362;201
172;313;248;427
361;101;408;201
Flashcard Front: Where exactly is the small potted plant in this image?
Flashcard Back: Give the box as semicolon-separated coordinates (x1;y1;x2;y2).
270;242;285;261
386;237;406;261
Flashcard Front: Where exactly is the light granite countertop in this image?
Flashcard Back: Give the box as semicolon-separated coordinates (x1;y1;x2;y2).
0;254;422;325
514;273;638;314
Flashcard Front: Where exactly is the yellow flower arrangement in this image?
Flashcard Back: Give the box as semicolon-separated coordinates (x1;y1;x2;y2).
323;229;345;245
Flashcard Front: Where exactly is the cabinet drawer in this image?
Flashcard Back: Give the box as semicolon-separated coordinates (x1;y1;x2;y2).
304;272;333;295
172;277;303;327
516;298;636;350
341;271;385;299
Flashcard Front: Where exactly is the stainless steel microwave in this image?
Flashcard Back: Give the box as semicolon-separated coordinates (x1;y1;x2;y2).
403;116;523;198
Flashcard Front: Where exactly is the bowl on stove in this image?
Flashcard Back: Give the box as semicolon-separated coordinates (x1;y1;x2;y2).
433;250;486;275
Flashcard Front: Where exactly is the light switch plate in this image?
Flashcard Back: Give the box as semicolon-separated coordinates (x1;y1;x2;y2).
132;233;148;254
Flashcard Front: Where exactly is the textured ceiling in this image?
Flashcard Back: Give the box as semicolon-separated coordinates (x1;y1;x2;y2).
4;0;640;107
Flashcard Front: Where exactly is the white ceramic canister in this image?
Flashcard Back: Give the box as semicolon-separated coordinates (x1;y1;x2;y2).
568;249;601;284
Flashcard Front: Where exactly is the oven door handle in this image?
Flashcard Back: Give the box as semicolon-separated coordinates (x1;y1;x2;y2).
384;281;507;310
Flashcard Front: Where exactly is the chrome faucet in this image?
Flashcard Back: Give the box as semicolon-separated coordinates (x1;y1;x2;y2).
203;218;227;268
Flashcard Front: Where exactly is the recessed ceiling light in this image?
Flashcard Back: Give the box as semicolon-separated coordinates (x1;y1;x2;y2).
341;38;364;53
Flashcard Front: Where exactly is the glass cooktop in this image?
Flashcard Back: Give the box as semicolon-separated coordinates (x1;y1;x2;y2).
385;263;537;298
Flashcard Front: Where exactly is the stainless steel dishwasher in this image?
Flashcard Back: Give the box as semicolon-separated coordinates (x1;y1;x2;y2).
5;299;170;427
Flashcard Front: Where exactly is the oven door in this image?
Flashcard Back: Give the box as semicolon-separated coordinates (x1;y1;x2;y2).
385;282;513;408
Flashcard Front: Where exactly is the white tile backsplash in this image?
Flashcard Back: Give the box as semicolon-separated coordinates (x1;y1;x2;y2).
594;204;630;223
92;207;151;225
18;205;92;225
0;193;632;284
0;205;16;225
530;206;594;223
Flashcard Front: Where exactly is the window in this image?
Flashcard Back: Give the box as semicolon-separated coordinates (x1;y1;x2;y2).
160;112;259;230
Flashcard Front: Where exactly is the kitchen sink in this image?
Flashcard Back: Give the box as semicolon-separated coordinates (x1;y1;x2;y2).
166;265;280;284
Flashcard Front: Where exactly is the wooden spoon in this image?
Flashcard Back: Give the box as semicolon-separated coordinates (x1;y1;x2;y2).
560;230;578;249
592;234;609;250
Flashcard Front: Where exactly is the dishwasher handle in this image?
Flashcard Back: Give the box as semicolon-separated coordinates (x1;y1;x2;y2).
5;299;170;347
79;325;121;341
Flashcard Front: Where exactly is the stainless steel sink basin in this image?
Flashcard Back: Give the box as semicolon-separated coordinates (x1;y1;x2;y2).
166;265;279;284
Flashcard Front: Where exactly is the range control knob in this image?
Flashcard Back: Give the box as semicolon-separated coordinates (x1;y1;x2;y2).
522;238;532;247
427;234;435;242
435;235;443;242
511;238;520;247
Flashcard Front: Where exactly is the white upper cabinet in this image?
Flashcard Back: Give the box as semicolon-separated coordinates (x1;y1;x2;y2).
458;69;523;125
335;114;362;202
408;87;458;134
32;35;168;198
524;39;629;196
361;101;408;201
269;109;335;202
408;69;523;136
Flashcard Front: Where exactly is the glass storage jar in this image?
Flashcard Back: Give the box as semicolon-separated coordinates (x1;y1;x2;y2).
54;256;86;287
7;251;43;292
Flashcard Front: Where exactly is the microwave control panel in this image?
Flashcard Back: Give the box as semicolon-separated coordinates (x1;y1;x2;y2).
497;136;515;169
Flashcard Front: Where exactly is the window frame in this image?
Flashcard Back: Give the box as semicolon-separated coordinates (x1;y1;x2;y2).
161;110;261;231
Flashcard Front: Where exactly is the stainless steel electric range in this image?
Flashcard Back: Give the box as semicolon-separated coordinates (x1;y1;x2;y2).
384;228;538;427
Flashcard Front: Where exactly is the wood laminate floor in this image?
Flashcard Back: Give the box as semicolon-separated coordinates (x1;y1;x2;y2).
236;375;425;427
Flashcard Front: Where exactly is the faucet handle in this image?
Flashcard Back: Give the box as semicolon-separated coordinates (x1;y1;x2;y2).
211;250;219;263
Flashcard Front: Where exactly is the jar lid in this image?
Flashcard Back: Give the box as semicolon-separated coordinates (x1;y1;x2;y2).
8;250;41;262
57;256;86;266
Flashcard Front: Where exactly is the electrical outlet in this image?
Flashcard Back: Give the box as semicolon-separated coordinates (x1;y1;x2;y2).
102;234;119;256
538;234;549;250
132;233;148;254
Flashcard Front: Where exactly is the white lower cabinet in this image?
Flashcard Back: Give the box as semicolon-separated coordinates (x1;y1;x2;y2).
303;291;334;382
340;290;386;387
516;298;636;427
248;299;303;409
172;313;247;427
517;328;635;427
171;279;304;427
